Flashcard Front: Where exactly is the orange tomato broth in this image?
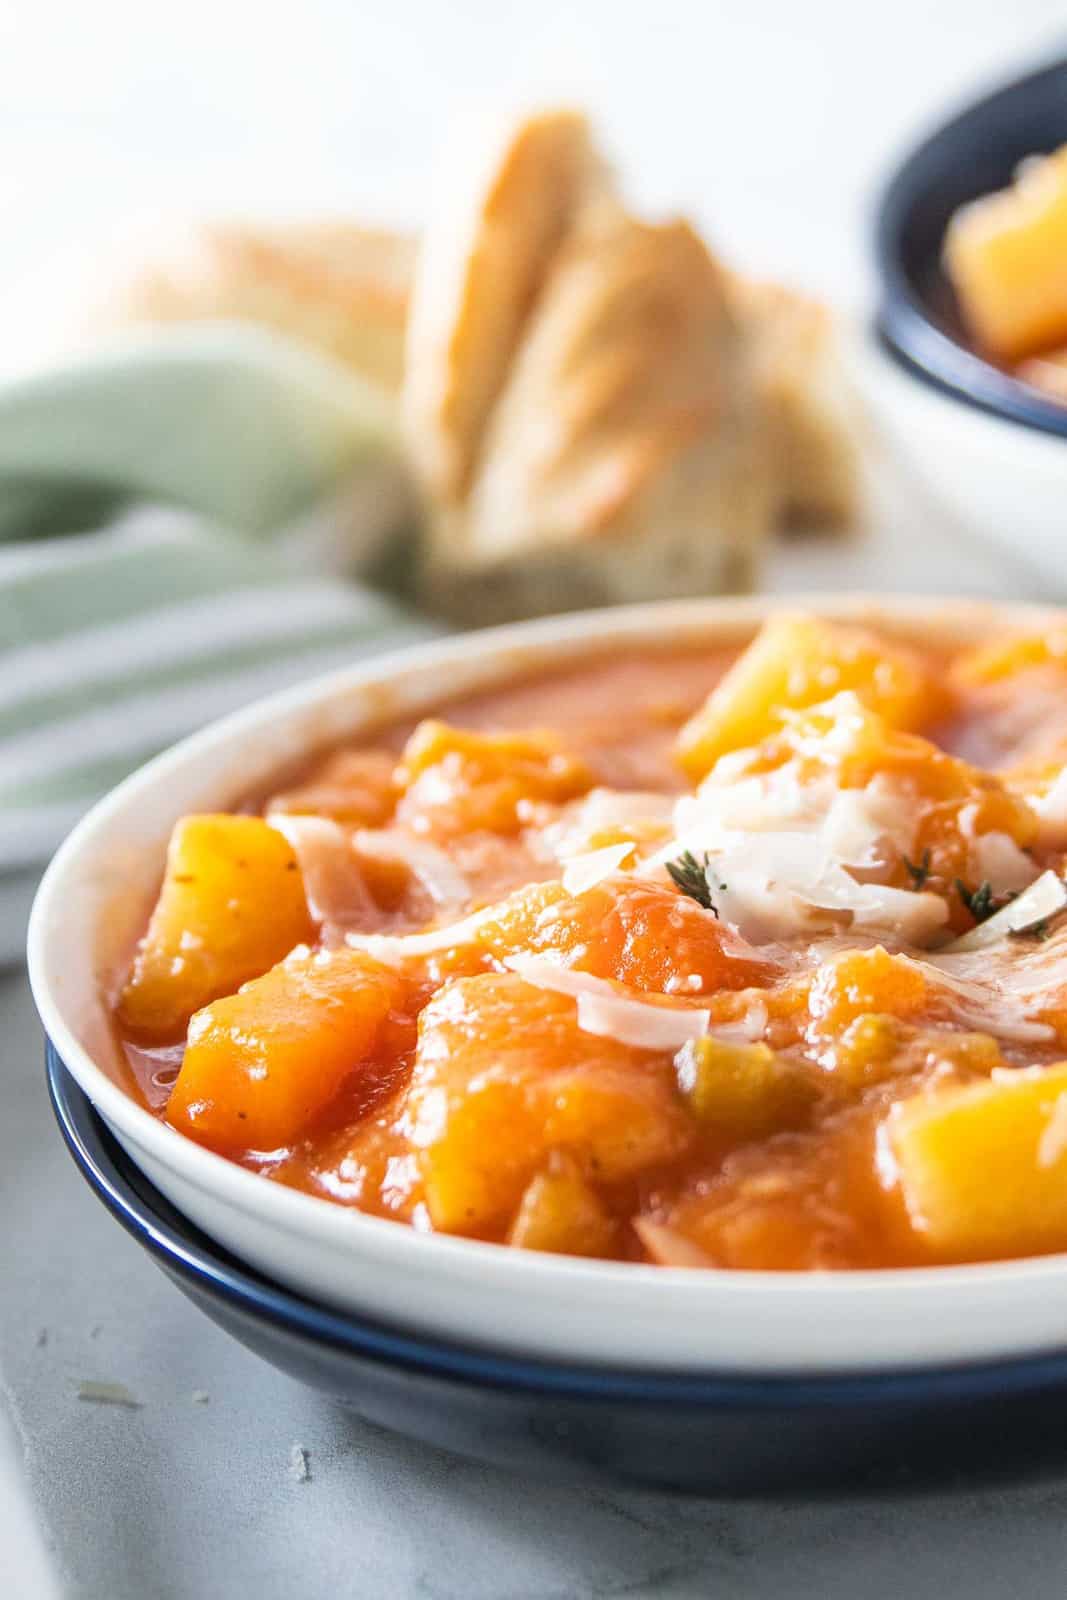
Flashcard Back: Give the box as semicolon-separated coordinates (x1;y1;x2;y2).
113;621;1067;1271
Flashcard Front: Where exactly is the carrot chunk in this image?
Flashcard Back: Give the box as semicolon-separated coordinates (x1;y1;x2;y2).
395;720;591;835
407;973;691;1234
476;876;769;995
167;948;405;1154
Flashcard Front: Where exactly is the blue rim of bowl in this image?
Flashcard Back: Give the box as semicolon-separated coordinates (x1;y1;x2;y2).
873;53;1067;440
46;1036;1067;1409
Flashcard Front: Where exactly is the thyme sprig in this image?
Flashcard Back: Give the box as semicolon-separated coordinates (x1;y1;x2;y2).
955;877;1016;924
667;850;720;915
903;849;931;890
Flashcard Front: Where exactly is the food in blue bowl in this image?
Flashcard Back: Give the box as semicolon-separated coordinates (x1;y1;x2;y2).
866;55;1067;578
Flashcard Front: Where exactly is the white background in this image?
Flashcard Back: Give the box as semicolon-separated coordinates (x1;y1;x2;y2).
0;0;1064;325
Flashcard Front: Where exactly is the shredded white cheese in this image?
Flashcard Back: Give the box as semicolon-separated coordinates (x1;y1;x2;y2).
709;1000;769;1043
632;1218;713;1267
541;789;674;860
969;830;1039;897
503;955;709;1051
902;944;1062;1043
946;870;1067;953
271;815;374;937
1033;767;1067;848
346;904;499;964
638;735;954;947
561;842;635;895
355;828;471;906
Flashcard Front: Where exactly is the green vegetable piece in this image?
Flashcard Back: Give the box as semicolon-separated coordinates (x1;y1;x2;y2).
675;1036;815;1140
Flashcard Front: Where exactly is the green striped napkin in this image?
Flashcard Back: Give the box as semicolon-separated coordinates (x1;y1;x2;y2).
1;324;436;962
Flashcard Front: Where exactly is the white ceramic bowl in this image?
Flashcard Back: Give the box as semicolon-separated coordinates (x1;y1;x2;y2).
860;336;1067;589
28;594;1067;1375
867;55;1067;590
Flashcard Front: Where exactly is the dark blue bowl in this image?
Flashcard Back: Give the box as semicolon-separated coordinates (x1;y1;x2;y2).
874;53;1067;438
46;1039;1067;1497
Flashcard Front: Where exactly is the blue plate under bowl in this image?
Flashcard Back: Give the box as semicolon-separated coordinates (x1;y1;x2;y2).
46;1039;1067;1497
874;53;1067;438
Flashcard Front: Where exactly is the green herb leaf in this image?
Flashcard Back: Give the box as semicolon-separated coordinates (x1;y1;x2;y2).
903;849;932;890
1008;918;1052;943
955;878;1015;924
667;850;718;915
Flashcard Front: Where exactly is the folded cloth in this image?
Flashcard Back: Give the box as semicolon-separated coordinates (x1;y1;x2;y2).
0;322;409;540
0;326;436;963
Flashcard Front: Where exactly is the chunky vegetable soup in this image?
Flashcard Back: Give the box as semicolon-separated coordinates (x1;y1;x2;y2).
115;616;1067;1270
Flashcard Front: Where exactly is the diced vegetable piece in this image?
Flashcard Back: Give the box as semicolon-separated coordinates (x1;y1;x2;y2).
952;629;1067;688
167;948;406;1154
833;1013;907;1087
675;616;945;779
675;1036;815;1139
507;1159;618;1257
808;947;929;1036
944;147;1067;361
834;1014;1003;1088
118;815;314;1040
407;973;691;1234
395;720;591;835
267;749;397;826
475;877;770;995
890;1062;1067;1257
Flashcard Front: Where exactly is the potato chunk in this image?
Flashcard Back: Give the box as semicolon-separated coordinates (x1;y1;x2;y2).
944;146;1067;361
395;719;591;836
676;615;943;779
167;948;406;1154
507;1159;618;1257
407;973;691;1234
890;1063;1067;1258
675;1036;815;1139
808;947;930;1036
119;815;314;1040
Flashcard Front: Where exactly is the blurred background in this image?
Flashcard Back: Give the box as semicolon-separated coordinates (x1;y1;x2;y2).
0;0;1064;961
0;0;1063;316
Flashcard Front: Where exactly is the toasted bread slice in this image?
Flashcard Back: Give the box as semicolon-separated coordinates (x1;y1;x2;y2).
403;109;615;502
729;274;861;531
418;215;775;623
110;221;415;393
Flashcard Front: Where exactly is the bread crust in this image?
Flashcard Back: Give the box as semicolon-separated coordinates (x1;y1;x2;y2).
728;274;862;531
403;109;613;502
416;213;776;622
109;222;416;393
